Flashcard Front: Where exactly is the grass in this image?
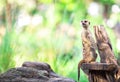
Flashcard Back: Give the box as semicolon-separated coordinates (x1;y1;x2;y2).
0;26;85;81
0;31;15;73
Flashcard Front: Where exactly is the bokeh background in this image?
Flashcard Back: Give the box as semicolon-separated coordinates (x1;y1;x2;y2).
0;0;120;82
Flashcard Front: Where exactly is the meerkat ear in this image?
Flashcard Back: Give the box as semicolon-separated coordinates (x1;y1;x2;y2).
80;21;83;26
81;21;83;23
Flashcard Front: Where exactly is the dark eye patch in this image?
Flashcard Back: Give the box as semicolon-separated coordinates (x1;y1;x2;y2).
84;20;87;22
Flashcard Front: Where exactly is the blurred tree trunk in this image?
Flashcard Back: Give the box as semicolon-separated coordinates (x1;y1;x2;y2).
103;4;110;21
5;0;12;31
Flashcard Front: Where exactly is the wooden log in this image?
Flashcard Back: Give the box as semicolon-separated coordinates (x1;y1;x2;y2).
81;63;117;82
82;63;117;71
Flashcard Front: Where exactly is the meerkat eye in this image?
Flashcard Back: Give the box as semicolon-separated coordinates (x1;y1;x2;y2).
84;20;87;22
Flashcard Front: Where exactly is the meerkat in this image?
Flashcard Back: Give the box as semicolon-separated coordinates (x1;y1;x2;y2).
93;25;120;81
78;20;97;81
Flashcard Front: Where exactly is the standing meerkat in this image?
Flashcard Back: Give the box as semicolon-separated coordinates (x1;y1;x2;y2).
78;20;97;81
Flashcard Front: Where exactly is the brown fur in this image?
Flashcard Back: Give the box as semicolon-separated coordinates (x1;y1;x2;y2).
78;20;97;81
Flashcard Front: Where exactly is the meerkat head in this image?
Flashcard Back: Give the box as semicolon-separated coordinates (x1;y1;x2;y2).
81;20;90;29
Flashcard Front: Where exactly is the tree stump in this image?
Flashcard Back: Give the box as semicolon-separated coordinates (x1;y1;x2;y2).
81;63;117;82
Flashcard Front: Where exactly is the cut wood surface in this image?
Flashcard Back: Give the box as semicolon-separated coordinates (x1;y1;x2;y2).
82;63;117;71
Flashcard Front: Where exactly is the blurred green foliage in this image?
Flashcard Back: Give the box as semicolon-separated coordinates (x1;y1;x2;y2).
0;0;120;82
0;31;15;72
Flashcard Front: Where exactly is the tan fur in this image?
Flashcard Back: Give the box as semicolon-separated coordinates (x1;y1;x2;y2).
78;20;97;81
